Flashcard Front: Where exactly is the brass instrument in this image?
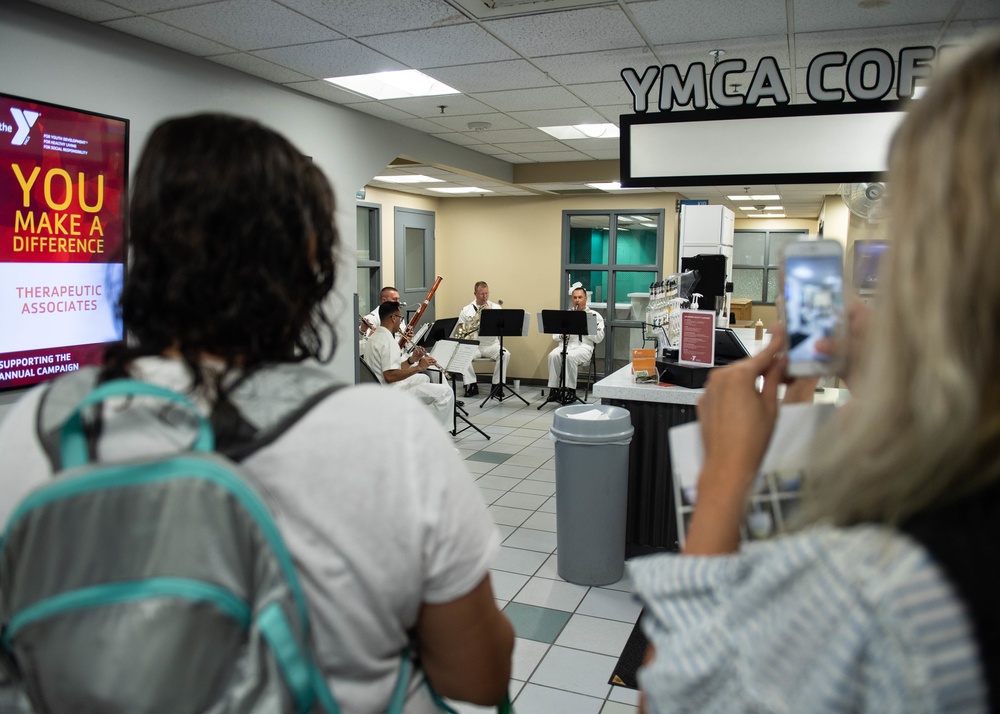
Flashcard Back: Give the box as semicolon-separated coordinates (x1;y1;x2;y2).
453;299;502;340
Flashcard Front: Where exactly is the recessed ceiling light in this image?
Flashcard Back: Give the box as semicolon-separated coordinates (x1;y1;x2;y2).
728;194;780;201
540;124;620;140
373;174;444;184
323;70;459;100
428;187;492;194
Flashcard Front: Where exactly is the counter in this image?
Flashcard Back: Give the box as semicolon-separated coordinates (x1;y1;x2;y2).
592;328;840;554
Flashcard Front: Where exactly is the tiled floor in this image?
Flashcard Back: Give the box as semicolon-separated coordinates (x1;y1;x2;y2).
446;385;641;714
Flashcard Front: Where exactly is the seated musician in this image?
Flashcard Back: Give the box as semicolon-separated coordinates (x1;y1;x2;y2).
364;301;454;427
547;285;605;393
455;281;510;398
359;286;402;342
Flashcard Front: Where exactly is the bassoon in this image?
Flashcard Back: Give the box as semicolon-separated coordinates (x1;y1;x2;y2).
399;276;443;348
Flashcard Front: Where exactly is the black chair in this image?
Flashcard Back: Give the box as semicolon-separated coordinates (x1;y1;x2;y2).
581;351;599;402
359;356;381;384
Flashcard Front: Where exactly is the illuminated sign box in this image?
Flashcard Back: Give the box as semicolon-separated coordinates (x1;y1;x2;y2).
620;101;907;187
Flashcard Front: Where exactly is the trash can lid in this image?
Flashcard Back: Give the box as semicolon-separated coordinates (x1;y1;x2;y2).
549;404;634;444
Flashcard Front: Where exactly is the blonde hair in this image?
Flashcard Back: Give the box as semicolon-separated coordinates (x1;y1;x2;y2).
803;34;1000;526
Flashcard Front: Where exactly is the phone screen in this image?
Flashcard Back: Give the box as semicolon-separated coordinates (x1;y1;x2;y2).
783;251;844;375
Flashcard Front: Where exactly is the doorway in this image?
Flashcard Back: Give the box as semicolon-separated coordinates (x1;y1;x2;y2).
393;207;437;327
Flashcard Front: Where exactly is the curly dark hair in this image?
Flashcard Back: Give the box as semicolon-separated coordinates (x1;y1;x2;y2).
103;113;338;387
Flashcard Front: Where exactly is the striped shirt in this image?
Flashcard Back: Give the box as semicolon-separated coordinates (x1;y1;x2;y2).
629;525;985;713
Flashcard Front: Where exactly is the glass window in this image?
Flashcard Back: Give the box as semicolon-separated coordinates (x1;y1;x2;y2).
568;215;610;264
356;204;381;314
404;226;425;290
733;229;808;304
615;215;658;265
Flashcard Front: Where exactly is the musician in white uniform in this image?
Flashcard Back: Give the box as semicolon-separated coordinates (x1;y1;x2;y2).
359;286;401;342
547;286;605;391
456;282;510;398
364;301;454;427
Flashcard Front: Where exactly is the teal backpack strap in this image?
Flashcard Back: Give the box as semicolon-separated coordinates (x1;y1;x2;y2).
59;378;214;469
390;646;512;714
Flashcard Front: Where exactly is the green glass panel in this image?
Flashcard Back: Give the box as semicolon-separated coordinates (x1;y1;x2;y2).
615;271;657;304
615;215;658;265
568;215;609;264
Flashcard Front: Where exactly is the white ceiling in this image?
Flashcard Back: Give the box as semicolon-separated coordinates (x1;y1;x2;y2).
26;0;1000;217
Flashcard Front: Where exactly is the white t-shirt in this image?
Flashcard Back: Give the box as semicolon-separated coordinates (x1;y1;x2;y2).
0;358;499;713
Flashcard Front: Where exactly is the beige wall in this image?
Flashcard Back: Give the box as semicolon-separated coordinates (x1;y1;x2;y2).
363;188;682;380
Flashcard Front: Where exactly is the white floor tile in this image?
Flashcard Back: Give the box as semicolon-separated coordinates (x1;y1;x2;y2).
529;645;616;699
525;468;555;483
512;576;588;612
491;546;549;576
513;683;603;714
511;637;550;681
576;587;643;624
506;453;551;468
522;511;557;532
497;434;537;446
476;474;523;491
555;614;635;657
488;464;535;479
482;441;525;454
476;487;507;505
488;505;532;527
600;570;634;593
512;480;555;497
607;686;641;705
489;569;530;601
602;701;639;714
495;524;516;540
539;495;557;513
495;491;548;510
536;553;559;579
504;528;558;553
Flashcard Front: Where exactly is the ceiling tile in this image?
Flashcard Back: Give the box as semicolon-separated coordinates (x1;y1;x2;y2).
957;0;1000;20
210;52;313;82
363;24;520;68
565;81;636;106
470;86;586;112
99;0;214;10
506;107;607;126
254;39;404;78
340;101;424;123
793;0;953;33
278;0;466;37
485;6;645;57
380;94;498;117
434;132;488;147
151;0;340;51
104;16;236;56
534;47;661;85
284;79;377;104
396;117;456;134
427;60;557;93
496;140;573;153
519;150;592;162
30;0;132;21
425;113;531;132
628;0;787;45
471;128;553;143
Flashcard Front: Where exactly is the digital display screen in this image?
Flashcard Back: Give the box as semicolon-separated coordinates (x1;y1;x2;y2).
0;93;128;391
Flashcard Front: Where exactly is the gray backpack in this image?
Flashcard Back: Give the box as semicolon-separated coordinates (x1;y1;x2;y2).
0;372;375;713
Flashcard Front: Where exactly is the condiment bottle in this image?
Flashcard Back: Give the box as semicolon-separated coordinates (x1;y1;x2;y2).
754;318;765;340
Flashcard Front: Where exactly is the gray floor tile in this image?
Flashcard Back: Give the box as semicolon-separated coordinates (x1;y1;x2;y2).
503;602;572;643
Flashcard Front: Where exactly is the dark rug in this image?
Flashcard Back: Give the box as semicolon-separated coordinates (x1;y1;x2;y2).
609;614;647;689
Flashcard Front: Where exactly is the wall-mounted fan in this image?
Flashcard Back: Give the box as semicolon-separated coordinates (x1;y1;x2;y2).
840;182;888;222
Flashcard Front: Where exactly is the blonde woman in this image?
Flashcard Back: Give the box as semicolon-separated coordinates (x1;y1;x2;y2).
631;34;1000;713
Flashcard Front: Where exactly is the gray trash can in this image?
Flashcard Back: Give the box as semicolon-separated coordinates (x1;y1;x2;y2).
550;404;634;586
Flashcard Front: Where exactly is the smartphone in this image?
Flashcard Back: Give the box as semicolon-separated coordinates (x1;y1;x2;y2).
780;239;845;377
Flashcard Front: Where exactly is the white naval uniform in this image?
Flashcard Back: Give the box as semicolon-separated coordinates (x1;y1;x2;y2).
547;309;605;389
456;300;510;388
364;326;454;427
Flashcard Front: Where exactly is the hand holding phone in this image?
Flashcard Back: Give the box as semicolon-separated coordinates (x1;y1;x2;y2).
780;239;845;377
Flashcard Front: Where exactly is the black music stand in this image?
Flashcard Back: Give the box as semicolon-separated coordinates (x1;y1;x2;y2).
478;308;529;408
421;318;489;440
537;309;590;409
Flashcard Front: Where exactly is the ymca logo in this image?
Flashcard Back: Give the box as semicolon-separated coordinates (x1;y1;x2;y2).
7;107;41;146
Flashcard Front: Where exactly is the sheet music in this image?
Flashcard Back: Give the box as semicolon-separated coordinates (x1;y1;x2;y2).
429;338;479;374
